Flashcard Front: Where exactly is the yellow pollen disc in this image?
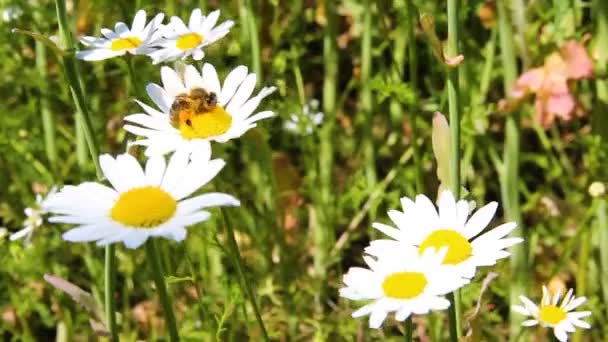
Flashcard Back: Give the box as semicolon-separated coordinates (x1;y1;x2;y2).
382;272;427;299
110;186;177;228
176;33;203;50
418;229;472;265
179;106;232;140
110;37;143;51
539;305;567;325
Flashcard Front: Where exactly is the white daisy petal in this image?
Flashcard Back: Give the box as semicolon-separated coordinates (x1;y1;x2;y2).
45;152;233;249
514;286;591;340
161;66;187;97
131;10;147;34
461;201;498;238
522;319;539;327
227;74;257;113
201;63;221;95
340;247;464;328
220;65;249;105
125;62;274;157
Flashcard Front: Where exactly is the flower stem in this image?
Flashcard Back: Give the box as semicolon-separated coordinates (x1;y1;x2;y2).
446;0;462;340
54;2;117;341
314;0;338;315
244;0;262;84
145;240;180;341
361;0;376;190
404;317;413;341
104;245;118;341
597;199;608;312
405;0;423;193
497;2;527;341
54;0;101;177
35;41;58;177
221;210;269;341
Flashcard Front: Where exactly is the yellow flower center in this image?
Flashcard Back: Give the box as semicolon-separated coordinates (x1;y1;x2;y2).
178;106;232;139
418;229;472;265
539;305;567;325
176;33;203;51
110;37;142;51
382;272;427;299
110;186;177;228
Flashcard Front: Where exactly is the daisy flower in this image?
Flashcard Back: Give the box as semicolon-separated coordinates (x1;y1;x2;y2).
513;285;591;341
340;247;467;328
124;63;276;158
365;190;522;280
148;9;233;64
284;99;324;135
45;152;239;249
76;10;164;61
9;187;57;246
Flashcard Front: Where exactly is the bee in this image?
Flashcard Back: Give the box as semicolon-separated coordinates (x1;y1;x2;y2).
169;88;218;127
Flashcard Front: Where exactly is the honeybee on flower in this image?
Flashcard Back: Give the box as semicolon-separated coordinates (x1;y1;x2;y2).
124;63;276;159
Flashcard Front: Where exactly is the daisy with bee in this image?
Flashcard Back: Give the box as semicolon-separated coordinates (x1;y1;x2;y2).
124;63;276;159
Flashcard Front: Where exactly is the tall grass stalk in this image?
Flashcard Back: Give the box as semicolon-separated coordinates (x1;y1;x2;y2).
54;0;100;175
446;0;462;340
361;0;376;189
104;245;118;341
145;240;180;341
496;2;526;341
597;199;608;312
573;224;590;342
594;0;608;316
244;0;262;83
388;3;406;126
405;0;423;194
221;210;269;341
315;0;338;310
404;316;413;341
54;1;116;340
35;42;57;177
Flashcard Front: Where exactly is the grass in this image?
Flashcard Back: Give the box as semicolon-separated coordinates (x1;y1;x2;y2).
0;0;606;341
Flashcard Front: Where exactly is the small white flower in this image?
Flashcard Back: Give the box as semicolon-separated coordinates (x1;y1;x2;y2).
366;190;522;280
9;187;57;246
513;285;591;341
2;6;22;23
284;99;324;135
148;9;233;64
124;63;276;158
45;152;239;249
340;248;467;328
76;10;164;61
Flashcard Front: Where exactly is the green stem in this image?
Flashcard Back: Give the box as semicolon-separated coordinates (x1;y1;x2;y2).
597;199;608;313
292;52;306;107
406;0;422;193
35;41;58;177
104;245;118;341
54;3;117;342
222;211;269;341
361;0;376;190
446;0;462;340
54;0;101;177
314;0;338;313
497;2;527;341
404;317;413;341
126;58;144;100
145;240;180;341
245;0;262;84
573;225;589;342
